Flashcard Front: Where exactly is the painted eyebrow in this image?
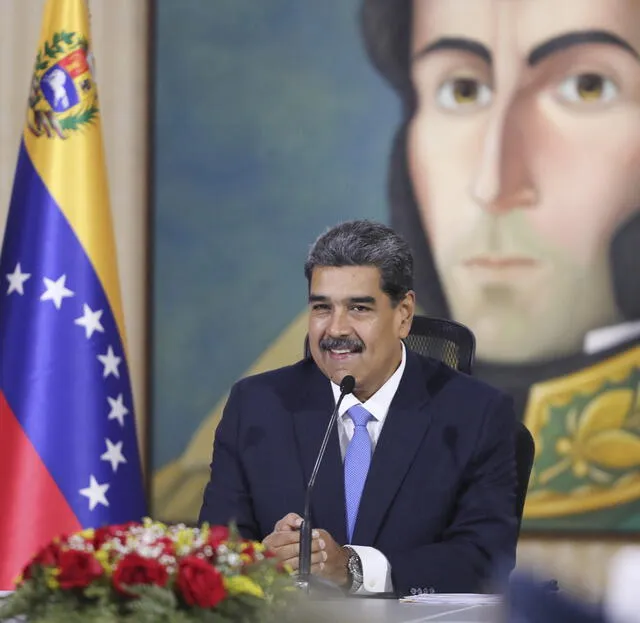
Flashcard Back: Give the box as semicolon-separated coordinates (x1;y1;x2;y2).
413;31;640;70
413;37;492;65
528;30;640;66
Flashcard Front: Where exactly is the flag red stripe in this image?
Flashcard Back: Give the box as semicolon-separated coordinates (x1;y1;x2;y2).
0;391;81;589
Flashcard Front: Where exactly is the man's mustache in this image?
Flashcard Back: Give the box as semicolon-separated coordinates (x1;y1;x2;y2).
319;337;364;353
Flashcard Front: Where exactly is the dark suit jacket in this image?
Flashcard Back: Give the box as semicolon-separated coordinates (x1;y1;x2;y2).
199;350;518;596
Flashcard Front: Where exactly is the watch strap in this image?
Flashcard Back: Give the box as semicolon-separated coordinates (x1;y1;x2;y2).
343;545;363;593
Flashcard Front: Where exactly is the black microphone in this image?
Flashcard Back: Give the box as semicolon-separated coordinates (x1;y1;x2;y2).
297;374;356;590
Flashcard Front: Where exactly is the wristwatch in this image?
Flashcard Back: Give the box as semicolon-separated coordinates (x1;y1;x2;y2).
343;546;363;593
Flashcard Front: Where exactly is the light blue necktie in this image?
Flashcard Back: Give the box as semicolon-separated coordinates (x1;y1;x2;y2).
344;404;373;543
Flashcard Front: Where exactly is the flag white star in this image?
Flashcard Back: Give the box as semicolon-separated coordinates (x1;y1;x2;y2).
100;438;127;472
40;274;74;309
107;393;129;427
74;303;105;339
98;346;121;378
79;475;110;511
6;263;31;295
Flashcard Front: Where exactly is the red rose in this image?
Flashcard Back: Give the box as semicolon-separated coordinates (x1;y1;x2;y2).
57;550;103;589
94;522;139;550
155;536;175;556
112;553;169;596
241;541;256;562
22;541;63;580
93;526;123;550
176;556;226;608
207;526;229;550
116;521;139;531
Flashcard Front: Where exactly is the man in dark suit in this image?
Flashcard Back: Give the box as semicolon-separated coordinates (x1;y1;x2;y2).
199;220;518;596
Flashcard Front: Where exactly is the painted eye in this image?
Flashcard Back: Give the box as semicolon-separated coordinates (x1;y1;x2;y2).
557;73;618;104
436;78;492;110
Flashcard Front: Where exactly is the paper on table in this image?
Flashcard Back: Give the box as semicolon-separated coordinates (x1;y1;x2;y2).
400;593;502;605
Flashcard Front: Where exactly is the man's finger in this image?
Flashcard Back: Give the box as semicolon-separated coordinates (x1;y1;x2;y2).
276;542;300;564
311;561;325;574
263;530;300;550
264;531;321;552
271;536;323;564
284;549;326;572
274;512;303;532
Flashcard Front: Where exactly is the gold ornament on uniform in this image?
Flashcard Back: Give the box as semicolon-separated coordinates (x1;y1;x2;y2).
524;345;640;519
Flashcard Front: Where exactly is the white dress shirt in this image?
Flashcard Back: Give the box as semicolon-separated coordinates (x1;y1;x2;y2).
329;343;406;594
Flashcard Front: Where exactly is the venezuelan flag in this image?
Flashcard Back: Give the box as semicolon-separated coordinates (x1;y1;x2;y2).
0;0;146;589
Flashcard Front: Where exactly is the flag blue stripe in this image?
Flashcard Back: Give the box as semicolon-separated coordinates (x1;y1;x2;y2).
0;142;146;526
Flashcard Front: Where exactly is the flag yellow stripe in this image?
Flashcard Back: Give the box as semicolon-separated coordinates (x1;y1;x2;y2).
23;0;127;347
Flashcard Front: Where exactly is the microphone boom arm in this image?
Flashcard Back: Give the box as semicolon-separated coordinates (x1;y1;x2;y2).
297;375;355;588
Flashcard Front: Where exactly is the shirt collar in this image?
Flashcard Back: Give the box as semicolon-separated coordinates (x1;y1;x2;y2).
330;342;407;424
583;320;640;355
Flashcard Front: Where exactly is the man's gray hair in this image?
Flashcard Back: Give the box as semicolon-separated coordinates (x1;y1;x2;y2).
304;220;414;305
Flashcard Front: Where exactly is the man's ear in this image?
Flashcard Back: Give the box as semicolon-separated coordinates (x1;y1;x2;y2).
397;291;416;338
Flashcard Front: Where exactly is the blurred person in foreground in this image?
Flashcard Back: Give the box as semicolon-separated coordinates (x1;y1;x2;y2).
198;220;518;596
505;546;640;623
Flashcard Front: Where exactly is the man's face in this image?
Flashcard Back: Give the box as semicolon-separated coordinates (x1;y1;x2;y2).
308;265;414;401
408;0;640;363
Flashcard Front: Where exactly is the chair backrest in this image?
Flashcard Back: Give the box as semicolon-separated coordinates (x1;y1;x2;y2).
514;421;535;535
403;316;476;375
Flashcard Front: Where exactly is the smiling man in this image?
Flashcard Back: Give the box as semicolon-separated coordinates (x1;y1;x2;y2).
199;220;518;596
361;0;640;530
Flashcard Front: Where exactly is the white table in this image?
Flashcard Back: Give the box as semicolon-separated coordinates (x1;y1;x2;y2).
299;596;502;622
1;591;503;622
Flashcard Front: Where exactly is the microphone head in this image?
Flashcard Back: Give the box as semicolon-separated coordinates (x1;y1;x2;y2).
340;375;356;395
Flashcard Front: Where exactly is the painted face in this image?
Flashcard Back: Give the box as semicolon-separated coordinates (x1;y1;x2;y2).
409;0;640;362
307;265;414;401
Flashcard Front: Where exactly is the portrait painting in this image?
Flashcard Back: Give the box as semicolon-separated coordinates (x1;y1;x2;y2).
152;0;640;533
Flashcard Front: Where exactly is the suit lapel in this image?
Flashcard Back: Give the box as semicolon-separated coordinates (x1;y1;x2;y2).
352;351;435;545
292;364;347;545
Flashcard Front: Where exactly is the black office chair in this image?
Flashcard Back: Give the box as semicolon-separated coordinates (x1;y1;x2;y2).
403;316;476;375
400;316;535;536
514;422;535;536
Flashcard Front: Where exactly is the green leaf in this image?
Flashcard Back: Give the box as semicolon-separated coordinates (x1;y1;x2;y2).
44;41;57;59
59;105;100;131
61;31;75;45
36;61;49;71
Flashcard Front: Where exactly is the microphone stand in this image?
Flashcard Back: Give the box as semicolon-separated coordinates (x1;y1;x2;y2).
296;375;355;593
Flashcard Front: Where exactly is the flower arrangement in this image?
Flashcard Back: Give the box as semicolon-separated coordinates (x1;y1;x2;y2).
0;519;295;623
